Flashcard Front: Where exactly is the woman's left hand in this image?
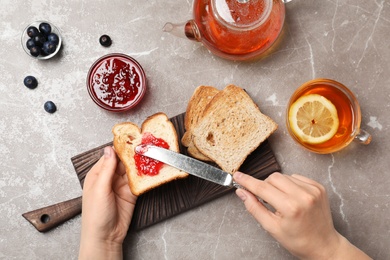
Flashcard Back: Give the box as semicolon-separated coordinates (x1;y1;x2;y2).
79;146;137;260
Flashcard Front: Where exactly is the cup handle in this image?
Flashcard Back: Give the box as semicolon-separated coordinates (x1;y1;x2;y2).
354;129;372;145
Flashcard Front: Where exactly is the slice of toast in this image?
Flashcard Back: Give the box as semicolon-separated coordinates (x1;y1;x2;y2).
112;112;188;196
182;85;220;161
192;84;278;174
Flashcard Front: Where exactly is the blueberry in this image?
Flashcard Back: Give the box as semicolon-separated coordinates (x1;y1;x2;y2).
33;34;46;47
26;38;36;50
47;33;59;45
42;41;57;55
27;26;40;38
23;76;38;89
44;101;57;113
39;22;52;35
99;35;112;47
30;46;41;57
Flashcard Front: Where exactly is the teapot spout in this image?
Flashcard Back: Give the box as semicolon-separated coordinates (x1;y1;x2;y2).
163;20;200;41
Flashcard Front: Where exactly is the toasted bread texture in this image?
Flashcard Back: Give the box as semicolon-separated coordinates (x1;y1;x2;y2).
192;84;278;174
112;113;188;196
182;85;220;161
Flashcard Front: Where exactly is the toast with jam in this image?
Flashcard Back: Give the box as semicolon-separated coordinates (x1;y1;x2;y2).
112;112;188;196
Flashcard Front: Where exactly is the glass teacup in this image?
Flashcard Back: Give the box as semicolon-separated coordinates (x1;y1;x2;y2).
286;78;371;154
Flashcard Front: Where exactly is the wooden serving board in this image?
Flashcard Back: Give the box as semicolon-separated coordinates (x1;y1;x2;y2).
71;113;281;231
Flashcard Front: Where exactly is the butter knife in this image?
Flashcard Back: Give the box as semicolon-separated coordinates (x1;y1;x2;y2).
135;144;244;189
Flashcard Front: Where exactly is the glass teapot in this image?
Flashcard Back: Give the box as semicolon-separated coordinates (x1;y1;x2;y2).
163;0;291;61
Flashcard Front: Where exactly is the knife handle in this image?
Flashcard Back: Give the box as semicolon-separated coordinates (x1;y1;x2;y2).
22;196;82;232
233;182;265;202
232;181;247;191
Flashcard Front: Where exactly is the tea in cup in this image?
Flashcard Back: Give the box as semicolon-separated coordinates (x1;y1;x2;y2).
286;78;371;154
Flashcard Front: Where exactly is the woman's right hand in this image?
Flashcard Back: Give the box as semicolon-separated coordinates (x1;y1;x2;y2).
233;172;371;260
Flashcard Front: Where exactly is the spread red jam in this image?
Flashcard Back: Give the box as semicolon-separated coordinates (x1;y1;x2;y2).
87;53;146;112
134;133;170;176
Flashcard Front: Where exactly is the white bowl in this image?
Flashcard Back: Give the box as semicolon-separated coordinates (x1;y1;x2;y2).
21;20;62;60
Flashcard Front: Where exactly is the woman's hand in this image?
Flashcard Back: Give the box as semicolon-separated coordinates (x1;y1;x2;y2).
79;146;137;260
233;172;371;260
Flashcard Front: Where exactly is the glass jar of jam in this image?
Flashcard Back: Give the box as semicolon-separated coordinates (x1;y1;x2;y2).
87;53;147;112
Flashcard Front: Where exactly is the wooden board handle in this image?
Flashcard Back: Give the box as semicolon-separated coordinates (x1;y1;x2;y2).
22;196;82;232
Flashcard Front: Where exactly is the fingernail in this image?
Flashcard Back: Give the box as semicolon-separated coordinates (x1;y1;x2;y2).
236;189;247;201
233;171;243;180
104;147;111;158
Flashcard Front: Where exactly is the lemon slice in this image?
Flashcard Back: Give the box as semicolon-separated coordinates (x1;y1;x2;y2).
288;94;339;144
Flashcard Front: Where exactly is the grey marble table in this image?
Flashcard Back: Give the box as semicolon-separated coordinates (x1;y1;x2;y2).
1;0;389;259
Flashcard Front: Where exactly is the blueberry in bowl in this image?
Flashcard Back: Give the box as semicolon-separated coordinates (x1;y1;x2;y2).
47;33;60;45
42;41;57;55
39;22;52;35
22;21;62;59
27;26;40;38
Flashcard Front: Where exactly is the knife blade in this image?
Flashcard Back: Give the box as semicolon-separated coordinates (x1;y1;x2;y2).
135;144;243;188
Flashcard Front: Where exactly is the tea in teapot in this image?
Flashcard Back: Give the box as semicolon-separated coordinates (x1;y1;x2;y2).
164;0;288;61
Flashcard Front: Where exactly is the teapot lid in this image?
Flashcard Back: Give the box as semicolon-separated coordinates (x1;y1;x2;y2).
211;0;272;31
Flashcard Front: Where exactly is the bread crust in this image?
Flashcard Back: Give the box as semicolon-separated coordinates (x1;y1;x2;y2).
182;86;219;161
113;112;188;196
